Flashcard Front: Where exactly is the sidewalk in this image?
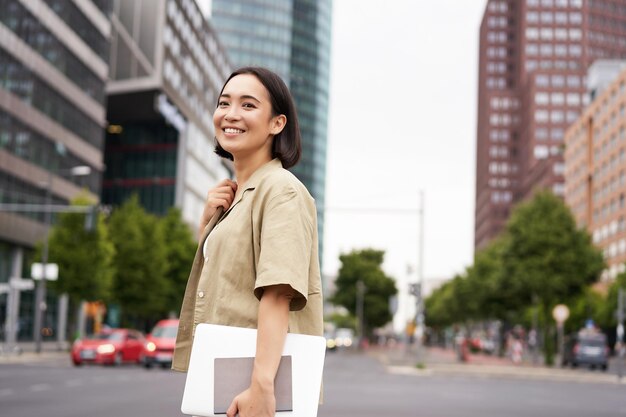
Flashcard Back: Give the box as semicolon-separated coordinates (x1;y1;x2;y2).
369;344;626;385
0;341;69;364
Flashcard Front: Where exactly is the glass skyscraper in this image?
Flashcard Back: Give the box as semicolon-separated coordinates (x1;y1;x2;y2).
211;0;332;264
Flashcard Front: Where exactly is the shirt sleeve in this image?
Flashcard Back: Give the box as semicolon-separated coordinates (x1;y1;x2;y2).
254;189;313;311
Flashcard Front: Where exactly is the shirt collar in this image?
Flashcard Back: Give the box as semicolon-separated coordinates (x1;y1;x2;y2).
240;158;283;191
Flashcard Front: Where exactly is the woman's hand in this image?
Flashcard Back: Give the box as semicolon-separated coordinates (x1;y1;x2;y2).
226;382;275;417
199;179;237;231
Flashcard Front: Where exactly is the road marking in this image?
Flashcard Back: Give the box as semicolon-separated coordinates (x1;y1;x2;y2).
0;388;15;397
29;383;51;392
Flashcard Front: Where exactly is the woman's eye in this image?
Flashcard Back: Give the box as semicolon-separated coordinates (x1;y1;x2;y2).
218;101;229;107
242;102;256;109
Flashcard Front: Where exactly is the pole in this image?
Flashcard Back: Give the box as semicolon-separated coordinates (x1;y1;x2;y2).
356;280;365;349
557;322;564;367
618;288;624;381
33;173;52;353
416;191;425;358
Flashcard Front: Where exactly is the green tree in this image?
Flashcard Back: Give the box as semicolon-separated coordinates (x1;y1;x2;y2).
108;195;170;327
330;249;397;336
161;207;196;314
500;191;604;364
47;194;115;304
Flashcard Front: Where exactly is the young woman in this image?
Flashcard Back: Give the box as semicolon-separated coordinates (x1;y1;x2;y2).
172;67;324;417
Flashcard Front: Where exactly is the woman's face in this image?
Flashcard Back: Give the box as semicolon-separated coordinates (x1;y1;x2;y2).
213;74;285;161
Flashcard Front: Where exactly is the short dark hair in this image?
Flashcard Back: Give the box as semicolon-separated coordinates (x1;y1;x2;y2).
214;67;302;169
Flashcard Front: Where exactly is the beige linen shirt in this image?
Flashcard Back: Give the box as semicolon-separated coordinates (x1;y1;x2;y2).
172;158;324;372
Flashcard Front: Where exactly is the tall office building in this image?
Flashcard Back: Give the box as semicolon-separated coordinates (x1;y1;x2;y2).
104;0;232;233
565;63;626;282
210;0;332;262
475;0;626;249
0;0;111;340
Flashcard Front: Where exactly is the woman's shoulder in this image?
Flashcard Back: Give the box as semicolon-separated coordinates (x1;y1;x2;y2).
261;166;310;195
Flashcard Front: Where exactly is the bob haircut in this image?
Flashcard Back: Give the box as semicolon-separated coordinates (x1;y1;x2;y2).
214;67;302;169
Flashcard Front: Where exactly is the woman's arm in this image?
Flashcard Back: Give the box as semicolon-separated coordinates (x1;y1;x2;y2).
226;284;293;417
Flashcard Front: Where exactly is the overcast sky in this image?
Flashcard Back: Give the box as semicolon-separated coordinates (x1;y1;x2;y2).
323;0;487;330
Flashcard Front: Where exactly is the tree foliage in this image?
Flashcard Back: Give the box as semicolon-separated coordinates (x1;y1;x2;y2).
424;191;605;363
161;207;196;314
108;195;170;324
47;194;115;304
330;249;397;334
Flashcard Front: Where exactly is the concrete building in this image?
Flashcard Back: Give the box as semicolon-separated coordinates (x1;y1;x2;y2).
0;0;111;341
564;65;626;281
475;0;626;250
104;0;232;233
209;0;332;264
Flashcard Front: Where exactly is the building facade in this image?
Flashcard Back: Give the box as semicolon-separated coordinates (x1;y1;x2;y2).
210;0;332;263
0;0;111;341
564;65;626;281
104;0;232;232
475;0;626;250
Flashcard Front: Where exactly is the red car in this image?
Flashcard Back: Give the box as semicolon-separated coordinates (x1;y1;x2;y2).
71;328;145;366
143;319;179;369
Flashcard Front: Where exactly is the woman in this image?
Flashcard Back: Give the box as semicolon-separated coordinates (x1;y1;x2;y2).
172;67;324;417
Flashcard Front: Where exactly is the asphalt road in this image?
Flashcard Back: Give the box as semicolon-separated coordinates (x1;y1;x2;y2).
1;351;625;417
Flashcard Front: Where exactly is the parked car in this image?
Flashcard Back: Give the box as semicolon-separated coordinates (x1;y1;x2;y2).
562;330;609;371
71;328;145;366
143;319;179;369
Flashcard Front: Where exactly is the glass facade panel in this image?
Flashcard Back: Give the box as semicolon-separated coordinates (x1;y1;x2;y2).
0;48;103;148
47;0;109;61
0;0;105;102
103;122;179;215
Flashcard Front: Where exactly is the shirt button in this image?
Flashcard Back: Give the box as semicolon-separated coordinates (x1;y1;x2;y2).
198;291;205;298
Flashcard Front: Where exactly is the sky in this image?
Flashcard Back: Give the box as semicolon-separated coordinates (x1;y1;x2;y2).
323;0;488;331
198;0;489;331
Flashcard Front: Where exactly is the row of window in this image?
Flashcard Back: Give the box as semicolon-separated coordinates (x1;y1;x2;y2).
535;92;583;106
526;43;582;57
0;111;100;193
487;61;509;74
487;46;512;58
593;171;626;204
0;1;105;102
487;16;510;29
594;119;626;145
0;171;66;224
594;217;626;244
527;0;583;7
526;27;582;42
490;129;512;142
489;162;519;175
487;31;513;44
536;73;582;88
594;195;626;223
588;30;626;50
526;59;583;72
491;190;513;204
490;97;519;110
488;177;514;189
490;113;520;127
534;144;562;159
0;48;103;148
536;127;565;141
102;184;175;217
593;81;626;121
489;145;511;158
47;0;109;61
534;109;580;124
487;1;509;13
527;11;582;24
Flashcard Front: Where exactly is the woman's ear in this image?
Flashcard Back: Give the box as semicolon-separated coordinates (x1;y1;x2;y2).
270;114;287;135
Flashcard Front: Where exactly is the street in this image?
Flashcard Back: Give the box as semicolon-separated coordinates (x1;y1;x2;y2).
1;350;625;417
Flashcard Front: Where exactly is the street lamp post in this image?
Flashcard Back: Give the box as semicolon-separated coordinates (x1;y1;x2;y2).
33;166;91;354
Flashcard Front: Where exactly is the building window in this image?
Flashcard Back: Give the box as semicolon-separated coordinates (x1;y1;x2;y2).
536;128;549;140
569;12;582;24
541;12;554;24
526;27;539;39
536;74;549;87
551;75;565;87
535;110;549;123
551;93;565;105
534;145;549;159
551;128;564;140
535;92;549;105
526;44;539;55
540;28;553;40
551;111;564;123
540;44;553;56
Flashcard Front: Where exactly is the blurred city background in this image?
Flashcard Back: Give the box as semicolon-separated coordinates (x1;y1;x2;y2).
1;0;626;416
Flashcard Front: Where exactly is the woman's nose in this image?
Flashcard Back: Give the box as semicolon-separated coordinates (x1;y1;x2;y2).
224;107;240;120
